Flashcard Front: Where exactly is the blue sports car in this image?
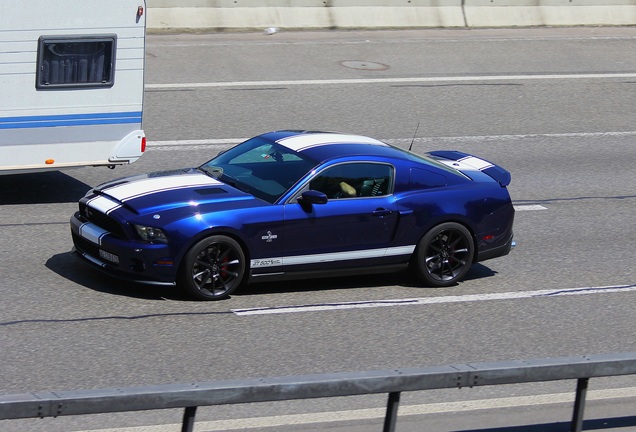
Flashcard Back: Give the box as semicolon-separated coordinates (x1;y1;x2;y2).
70;130;515;300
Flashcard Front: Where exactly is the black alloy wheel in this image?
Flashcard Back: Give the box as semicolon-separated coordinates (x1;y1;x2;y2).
413;222;474;287
179;235;246;300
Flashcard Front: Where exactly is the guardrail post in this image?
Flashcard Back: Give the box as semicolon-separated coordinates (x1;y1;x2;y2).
181;406;197;432
570;378;589;432
383;391;401;432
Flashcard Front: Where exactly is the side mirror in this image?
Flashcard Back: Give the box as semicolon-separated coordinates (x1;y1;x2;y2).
298;190;328;205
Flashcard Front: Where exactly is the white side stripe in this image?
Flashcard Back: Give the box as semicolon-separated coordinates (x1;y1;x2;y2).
250;245;416;268
384;245;417;257
284;248;383;265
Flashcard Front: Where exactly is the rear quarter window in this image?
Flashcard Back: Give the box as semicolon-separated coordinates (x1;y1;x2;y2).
409;168;448;189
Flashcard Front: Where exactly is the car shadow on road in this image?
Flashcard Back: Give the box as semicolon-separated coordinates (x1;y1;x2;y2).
238;270;416;297
237;263;497;297
0;171;90;204
45;251;190;301
46;252;498;302
464;263;498;282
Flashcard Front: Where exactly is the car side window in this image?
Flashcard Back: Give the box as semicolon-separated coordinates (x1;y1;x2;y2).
309;163;393;199
228;143;305;164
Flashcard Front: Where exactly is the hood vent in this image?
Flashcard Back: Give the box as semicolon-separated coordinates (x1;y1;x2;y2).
194;187;228;195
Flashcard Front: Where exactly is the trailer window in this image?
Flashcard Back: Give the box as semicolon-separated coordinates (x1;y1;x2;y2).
36;35;116;89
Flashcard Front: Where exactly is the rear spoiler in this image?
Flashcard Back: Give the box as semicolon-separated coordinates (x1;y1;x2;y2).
428;150;511;187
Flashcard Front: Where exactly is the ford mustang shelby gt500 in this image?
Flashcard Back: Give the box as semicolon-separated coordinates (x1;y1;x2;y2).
71;130;515;300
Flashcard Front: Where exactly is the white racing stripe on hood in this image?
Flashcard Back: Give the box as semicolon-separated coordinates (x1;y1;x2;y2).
102;173;223;202
87;195;122;214
276;133;387;152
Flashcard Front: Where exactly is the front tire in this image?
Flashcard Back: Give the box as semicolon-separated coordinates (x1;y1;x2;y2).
179;235;246;300
412;222;474;287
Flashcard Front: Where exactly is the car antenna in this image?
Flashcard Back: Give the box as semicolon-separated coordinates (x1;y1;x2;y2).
408;122;420;152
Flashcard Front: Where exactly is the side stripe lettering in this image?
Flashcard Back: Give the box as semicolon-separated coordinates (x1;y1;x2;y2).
250;245;416;268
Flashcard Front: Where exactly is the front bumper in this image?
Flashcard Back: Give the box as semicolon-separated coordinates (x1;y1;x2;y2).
70;212;178;285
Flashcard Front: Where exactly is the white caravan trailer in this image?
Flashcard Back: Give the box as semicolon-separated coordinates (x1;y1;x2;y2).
0;0;146;174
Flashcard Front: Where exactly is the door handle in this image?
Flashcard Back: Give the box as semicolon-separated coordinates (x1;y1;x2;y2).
372;208;393;217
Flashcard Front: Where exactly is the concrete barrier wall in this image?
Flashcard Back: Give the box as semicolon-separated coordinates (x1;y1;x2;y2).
145;0;636;32
466;0;636;27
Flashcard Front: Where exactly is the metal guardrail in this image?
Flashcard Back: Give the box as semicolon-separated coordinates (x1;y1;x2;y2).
1;352;636;432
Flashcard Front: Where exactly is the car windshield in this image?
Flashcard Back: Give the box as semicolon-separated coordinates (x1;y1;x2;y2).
199;137;318;203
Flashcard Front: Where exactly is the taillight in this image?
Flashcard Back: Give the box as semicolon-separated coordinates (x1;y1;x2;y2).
141;136;146;153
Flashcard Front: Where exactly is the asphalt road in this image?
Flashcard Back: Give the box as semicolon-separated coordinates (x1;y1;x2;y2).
1;27;635;432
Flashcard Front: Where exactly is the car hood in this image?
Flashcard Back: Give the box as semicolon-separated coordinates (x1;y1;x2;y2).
90;168;260;216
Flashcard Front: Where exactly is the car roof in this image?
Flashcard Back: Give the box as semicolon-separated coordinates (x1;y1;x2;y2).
260;130;413;162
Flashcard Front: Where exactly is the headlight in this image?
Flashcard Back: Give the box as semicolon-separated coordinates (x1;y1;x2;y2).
133;225;168;243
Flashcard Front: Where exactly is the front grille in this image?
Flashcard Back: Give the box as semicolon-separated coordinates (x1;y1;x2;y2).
72;232;121;268
72;232;100;257
79;202;127;238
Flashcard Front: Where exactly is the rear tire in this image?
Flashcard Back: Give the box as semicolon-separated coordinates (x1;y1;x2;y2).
412;222;474;287
179;235;246;300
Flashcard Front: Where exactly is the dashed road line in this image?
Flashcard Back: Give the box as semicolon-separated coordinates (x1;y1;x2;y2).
145;72;636;90
514;204;547;211
231;284;636;316
146;131;636;148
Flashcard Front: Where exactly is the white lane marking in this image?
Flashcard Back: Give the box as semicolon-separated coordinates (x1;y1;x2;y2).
145;73;636;89
74;387;636;432
232;284;636;316
514;204;547;211
146;131;636;147
146;35;636;49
